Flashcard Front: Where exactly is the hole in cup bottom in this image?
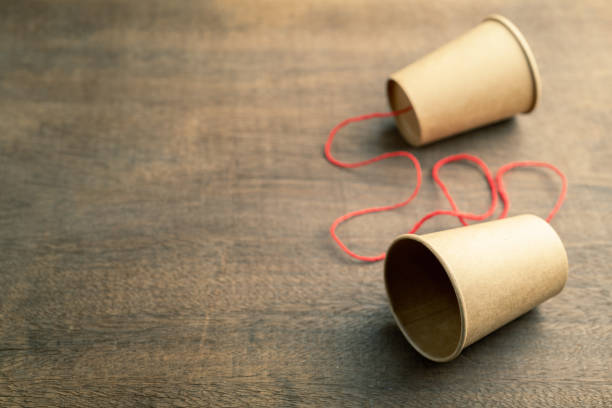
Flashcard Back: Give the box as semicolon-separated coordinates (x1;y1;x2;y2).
386;79;422;145
384;237;462;360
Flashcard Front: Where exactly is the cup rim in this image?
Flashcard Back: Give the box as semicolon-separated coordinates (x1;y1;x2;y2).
384;233;468;362
484;14;542;113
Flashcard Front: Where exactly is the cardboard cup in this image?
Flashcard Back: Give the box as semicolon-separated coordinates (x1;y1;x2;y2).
384;215;567;362
387;15;541;146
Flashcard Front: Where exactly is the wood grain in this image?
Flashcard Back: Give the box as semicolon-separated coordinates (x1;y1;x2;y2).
0;0;610;406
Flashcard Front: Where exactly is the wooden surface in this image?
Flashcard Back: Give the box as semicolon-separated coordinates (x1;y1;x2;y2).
1;1;611;406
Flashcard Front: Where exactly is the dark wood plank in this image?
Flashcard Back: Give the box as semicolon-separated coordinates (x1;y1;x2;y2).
0;0;610;406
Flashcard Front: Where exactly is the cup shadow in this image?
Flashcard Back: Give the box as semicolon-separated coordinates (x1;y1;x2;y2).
337;304;545;386
381;116;519;153
322;114;520;171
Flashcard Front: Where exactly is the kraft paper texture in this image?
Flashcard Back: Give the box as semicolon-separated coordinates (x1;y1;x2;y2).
384;215;568;362
387;15;541;146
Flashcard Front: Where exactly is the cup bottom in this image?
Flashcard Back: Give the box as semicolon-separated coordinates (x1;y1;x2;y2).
387;79;422;146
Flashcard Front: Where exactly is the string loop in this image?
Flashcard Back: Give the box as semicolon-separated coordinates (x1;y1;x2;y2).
325;108;567;262
496;161;567;222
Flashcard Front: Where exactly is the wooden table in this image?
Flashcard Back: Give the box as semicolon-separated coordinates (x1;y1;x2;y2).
1;1;610;406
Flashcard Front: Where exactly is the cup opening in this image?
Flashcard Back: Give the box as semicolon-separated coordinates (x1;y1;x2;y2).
384;236;463;361
484;14;541;112
386;79;422;146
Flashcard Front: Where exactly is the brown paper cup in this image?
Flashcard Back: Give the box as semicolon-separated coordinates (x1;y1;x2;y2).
384;215;567;362
387;15;541;146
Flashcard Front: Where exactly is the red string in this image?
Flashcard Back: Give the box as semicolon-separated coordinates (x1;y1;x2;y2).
407;154;498;233
325;108;567;262
496;161;567;222
324;107;421;262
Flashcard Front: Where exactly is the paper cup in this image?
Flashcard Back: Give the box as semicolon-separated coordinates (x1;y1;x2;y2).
384;215;567;362
387;15;541;146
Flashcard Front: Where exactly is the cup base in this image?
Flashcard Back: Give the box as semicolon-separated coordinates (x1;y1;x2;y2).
387;79;423;146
